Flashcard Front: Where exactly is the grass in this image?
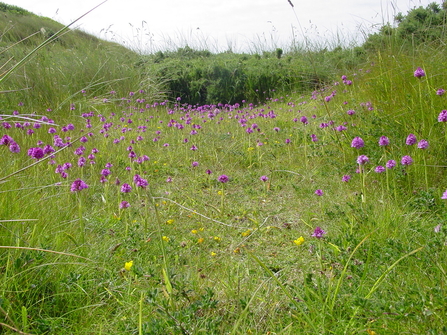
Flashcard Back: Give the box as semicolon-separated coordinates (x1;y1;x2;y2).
1;2;447;335
0;4;161;113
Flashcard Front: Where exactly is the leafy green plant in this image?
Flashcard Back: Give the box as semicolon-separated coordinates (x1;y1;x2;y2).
364;1;447;51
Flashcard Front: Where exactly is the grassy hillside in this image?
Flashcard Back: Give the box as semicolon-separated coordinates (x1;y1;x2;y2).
0;3;161;113
1;2;447;334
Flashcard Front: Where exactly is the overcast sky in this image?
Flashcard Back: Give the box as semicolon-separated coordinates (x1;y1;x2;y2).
4;0;439;52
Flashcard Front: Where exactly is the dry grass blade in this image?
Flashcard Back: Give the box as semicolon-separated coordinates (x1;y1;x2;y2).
0;322;35;335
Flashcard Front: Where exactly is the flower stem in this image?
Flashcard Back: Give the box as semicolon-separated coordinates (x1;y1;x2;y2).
360;164;366;203
220;184;225;216
78;194;84;244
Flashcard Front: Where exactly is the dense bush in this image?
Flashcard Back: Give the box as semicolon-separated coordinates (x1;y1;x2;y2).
140;46;364;105
363;1;447;50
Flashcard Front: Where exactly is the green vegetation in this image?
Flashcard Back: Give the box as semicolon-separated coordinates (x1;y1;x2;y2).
364;1;447;50
141;46;364;105
1;2;447;334
0;2;32;15
0;4;160;112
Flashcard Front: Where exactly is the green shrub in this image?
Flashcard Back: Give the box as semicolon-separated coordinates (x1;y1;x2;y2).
364;1;447;51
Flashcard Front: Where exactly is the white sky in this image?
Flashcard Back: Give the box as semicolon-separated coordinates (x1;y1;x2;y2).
3;0;440;52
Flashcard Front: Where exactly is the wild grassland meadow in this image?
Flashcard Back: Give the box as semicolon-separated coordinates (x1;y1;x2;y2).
1;1;447;334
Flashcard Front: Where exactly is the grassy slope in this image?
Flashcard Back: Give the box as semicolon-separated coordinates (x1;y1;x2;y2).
1;3;447;335
0;5;160;113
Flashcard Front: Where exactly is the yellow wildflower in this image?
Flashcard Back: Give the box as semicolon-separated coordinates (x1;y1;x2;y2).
293;236;305;246
213;236;221;242
197;238;204;244
241;229;252;237
191;229;198;234
210;252;217;257
124;261;133;271
166;219;174;224
162;236;170;242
